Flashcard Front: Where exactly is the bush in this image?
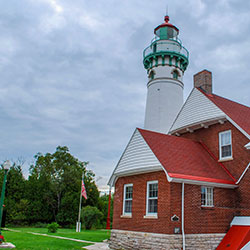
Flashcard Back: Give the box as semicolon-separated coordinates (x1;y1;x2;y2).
81;206;103;230
47;222;59;233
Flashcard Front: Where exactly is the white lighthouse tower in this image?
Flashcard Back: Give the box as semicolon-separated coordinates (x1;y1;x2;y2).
143;15;189;133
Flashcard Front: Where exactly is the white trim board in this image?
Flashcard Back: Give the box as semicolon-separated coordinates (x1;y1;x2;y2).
231;216;250;226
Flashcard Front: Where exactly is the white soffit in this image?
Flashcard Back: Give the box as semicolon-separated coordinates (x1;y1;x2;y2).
170;88;226;133
231;216;250;226
108;129;163;186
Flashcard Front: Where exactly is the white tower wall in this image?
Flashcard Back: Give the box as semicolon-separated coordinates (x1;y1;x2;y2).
142;15;189;134
144;65;184;133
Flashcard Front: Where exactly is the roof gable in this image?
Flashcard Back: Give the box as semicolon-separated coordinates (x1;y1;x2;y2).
139;128;236;186
170;88;225;133
108;129;163;186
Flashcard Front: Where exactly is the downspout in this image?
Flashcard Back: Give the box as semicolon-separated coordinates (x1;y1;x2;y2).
182;182;185;250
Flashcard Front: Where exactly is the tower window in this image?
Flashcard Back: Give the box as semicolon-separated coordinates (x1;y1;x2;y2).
173;70;178;79
153;43;157;53
149;71;155;80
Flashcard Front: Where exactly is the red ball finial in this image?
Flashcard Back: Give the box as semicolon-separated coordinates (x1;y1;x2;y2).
164;15;169;23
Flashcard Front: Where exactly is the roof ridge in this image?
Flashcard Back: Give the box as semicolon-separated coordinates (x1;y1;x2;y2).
199;140;237;183
196;87;250;109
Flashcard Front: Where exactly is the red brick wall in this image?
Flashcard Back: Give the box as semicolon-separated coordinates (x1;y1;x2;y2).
113;122;250;234
235;168;250;214
113;171;238;234
180;121;250;218
183;184;236;234
113;171;172;234
180;121;250;179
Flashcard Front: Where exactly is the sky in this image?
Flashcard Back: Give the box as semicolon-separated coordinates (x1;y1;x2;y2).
1;0;250;190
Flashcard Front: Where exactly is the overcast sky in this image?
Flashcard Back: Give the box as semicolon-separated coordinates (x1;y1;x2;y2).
1;0;250;189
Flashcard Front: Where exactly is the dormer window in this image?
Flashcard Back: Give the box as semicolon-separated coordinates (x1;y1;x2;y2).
173;70;178;80
219;130;232;160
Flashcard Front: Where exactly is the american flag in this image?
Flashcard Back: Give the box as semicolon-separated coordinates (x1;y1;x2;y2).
81;179;87;200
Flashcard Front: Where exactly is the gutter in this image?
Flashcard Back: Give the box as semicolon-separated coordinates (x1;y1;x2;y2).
236;162;250;185
182;182;185;250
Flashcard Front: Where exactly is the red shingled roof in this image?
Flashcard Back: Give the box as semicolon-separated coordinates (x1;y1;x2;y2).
138;128;236;185
197;88;250;137
217;225;250;250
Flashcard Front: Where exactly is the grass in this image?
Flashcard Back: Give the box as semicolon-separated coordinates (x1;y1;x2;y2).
1;227;110;250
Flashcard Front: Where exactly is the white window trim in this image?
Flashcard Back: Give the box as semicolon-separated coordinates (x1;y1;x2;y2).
123;183;133;216
219;130;233;160
146;180;158;216
201;186;214;207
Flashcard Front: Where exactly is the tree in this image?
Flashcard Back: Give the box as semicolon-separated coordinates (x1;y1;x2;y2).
81;206;103;229
4;163;27;225
28;146;99;225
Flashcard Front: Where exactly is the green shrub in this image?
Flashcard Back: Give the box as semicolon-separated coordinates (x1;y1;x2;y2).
47;222;59;233
81;206;103;230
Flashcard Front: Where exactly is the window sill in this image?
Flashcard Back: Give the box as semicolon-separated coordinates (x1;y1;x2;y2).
201;206;214;210
218;157;233;162
120;214;132;218
143;215;158;219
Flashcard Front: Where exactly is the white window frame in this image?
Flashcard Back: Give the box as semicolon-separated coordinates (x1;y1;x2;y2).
146;180;158;216
123;184;133;216
201;186;214;207
219;130;232;160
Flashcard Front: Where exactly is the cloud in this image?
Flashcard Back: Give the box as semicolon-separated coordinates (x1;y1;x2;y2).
0;0;249;189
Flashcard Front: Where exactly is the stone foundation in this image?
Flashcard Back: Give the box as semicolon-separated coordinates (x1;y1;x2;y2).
109;230;225;250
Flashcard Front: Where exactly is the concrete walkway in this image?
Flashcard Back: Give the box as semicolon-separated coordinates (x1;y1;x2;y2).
27;232;94;244
84;242;110;250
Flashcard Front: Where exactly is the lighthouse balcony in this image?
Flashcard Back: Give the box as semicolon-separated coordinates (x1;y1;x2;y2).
143;39;189;59
143;39;189;70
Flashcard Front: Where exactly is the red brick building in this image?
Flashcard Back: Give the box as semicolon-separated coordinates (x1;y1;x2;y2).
108;15;250;250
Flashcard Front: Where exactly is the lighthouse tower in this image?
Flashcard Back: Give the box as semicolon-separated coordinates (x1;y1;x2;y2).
143;16;189;133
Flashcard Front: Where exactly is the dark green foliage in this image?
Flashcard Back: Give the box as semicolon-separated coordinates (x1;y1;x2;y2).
81;206;103;229
0;146;110;228
47;222;59;233
98;194;114;228
27;146;99;226
4;164;27;225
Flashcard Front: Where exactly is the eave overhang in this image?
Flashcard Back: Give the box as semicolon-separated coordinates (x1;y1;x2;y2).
169;116;227;136
108;166;163;187
169;173;237;189
108;166;237;189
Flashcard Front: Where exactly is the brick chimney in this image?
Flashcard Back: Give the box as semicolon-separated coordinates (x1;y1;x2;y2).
193;70;212;94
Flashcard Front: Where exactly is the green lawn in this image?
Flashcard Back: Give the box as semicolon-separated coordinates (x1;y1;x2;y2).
1;228;110;250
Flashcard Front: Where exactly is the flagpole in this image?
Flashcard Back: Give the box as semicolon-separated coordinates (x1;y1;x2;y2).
76;172;84;232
